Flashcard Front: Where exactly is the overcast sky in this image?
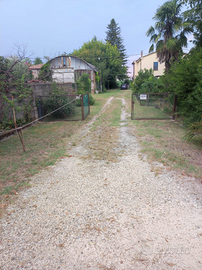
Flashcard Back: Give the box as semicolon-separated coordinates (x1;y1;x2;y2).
0;0;191;76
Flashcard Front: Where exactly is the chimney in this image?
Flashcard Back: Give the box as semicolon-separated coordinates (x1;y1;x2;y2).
141;50;143;58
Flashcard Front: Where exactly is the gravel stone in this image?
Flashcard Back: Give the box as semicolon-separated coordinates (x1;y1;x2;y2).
1;97;202;269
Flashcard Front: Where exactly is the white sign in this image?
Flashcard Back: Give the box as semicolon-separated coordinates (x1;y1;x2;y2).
140;94;147;100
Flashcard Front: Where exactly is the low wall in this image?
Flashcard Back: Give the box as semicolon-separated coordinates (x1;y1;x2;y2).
0;82;77;122
29;82;76;97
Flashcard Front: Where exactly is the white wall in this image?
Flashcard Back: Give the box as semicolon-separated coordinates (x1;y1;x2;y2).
52;68;75;83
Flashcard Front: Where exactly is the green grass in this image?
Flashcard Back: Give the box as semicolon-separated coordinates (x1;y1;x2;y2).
0;89;122;206
134;119;202;178
132;97;171;119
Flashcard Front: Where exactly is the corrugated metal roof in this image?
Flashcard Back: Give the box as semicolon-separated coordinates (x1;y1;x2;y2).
48;56;98;72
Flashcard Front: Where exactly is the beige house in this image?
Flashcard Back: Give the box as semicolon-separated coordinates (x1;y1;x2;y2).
132;51;165;79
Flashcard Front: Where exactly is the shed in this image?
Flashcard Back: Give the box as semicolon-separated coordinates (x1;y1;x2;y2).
49;56;99;93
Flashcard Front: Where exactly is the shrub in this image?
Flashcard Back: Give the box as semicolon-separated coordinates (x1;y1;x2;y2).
37;82;75;119
76;73;95;105
38;62;52;81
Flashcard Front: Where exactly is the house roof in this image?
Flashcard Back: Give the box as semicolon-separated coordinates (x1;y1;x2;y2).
49;55;99;72
29;64;44;70
132;51;157;64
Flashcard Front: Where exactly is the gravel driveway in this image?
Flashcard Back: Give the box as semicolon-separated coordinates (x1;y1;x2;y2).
1;96;202;269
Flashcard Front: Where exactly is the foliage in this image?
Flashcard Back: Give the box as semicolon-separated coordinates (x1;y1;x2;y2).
161;48;202;132
124;78;130;85
38;82;75;119
7;57;32;81
186;117;202;142
105;18;127;66
77;73;91;93
132;69;153;93
0;118;27;132
0;50;33;126
147;0;192;72
38;62;52;81
0;75;33;126
72;37;127;89
33;57;43;65
0;57;11;94
182;0;202;48
76;73;95;105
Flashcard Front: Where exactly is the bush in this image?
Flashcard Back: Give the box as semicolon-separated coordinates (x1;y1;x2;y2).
42;95;75;119
38;62;52;81
162;48;202;125
132;69;153;93
76;73;95;105
77;73;91;93
89;93;95;105
37;82;75;119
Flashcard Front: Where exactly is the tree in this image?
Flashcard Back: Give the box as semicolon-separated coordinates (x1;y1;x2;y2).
182;0;202;48
161;48;202;124
105;19;127;66
33;57;43;65
131;69;154;93
0;44;32;94
146;0;192;72
0;45;33;123
38;62;52;81
72;37;127;89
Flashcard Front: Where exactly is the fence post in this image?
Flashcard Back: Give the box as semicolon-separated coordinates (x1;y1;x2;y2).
172;95;177;120
88;92;90;115
131;94;135;120
81;94;84;120
38;96;42;120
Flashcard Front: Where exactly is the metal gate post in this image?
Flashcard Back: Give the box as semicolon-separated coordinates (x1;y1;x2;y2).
81;94;84;120
131;94;134;120
88;92;90;115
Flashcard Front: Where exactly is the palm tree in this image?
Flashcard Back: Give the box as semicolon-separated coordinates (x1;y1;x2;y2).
146;0;192;72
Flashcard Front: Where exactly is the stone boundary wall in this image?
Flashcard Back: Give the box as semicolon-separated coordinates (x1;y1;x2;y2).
29;82;76;97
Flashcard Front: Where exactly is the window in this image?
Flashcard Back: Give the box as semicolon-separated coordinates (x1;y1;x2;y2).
153;62;158;71
63;57;66;67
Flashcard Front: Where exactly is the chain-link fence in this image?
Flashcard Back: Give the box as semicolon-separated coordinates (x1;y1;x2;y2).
131;93;177;120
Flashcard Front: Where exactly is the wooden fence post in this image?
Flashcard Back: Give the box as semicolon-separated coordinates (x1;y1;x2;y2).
172;95;177;120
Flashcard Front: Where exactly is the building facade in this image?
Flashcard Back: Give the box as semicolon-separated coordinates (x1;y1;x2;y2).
132;51;165;79
49;56;98;93
29;56;99;93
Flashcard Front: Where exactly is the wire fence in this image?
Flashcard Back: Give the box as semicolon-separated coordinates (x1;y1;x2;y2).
131;93;177;120
0;93;90;141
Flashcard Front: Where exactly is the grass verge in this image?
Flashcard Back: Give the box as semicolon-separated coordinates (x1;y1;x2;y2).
0;89;121;215
131;118;202;179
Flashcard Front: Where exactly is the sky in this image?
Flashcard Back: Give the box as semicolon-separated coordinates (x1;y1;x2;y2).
0;0;192;77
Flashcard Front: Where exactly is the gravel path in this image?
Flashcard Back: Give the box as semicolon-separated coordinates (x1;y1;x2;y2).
1;96;202;269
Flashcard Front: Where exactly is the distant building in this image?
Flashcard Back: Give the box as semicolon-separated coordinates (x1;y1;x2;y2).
28;64;44;79
132;51;165;79
49;56;99;93
29;56;99;93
